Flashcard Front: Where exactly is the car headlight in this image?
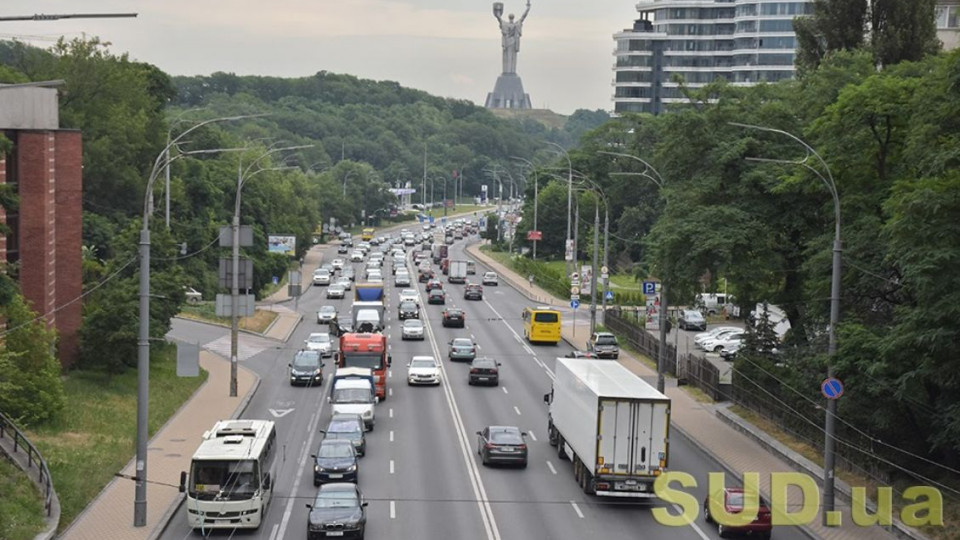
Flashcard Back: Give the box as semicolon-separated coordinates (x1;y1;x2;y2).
345;464;357;472
363;410;372;418
314;465;320;472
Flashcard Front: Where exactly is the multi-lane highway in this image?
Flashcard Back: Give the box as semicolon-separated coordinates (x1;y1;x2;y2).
162;223;807;540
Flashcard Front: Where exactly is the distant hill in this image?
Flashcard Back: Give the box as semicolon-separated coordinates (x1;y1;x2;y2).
488;108;569;131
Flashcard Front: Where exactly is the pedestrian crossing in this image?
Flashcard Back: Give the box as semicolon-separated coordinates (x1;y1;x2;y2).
203;333;279;362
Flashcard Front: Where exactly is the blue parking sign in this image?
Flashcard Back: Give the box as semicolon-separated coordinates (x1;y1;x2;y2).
642;281;657;295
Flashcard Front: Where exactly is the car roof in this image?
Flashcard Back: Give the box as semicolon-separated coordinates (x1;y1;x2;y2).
486;425;520;433
329;413;363;423
472;357;496;365
411;355;436;362
453;337;473;343
318;482;359;493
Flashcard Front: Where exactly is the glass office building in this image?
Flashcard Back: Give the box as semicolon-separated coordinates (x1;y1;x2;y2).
613;0;812;114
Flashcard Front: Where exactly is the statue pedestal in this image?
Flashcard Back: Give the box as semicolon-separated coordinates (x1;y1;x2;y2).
485;73;532;109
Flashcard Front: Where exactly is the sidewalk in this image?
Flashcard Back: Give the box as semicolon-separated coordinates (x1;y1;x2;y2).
59;352;258;540
466;243;918;540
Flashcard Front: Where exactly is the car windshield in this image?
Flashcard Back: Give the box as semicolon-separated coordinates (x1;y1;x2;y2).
473;359;495;368
333;388;372;404
327;419;362;434
596;336;617;345
293;353;320;369
318;443;353;459
341;352;383;370
404;320;422;328
489;429;522;444
400;302;417;310
320;307;336;314
309;334;330;344
430;290;443;297
447;310;462;316
314;489;358;509
725;491;767;509
452;338;472;347
410;359;436;369
189;459;259;499
485;273;496;278
534;312;559;323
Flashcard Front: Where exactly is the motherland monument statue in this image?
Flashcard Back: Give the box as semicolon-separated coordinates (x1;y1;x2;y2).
485;0;533;110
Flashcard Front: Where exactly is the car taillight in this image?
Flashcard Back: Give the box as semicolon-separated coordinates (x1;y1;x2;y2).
470;369;479;374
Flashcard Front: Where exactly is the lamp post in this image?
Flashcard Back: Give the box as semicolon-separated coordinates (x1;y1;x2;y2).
546;141;574;277
229;145;312;398
598;150;667;393
730;122;842;525
511;157;539;259
163;108;206;228
136;114;257;527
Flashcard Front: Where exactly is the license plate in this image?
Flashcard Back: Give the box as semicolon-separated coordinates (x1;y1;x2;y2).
477;377;488;381
328;473;343;478
625;479;637;485
326;533;344;537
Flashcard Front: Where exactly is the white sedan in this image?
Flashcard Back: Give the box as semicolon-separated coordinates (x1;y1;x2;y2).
304;332;333;357
326;285;346;299
350;251;365;262
401;319;425;341
407;356;441;386
335;277;353;290
702;331;748;353
399;289;419;305
481;272;498;286
331;258;345;270
696;327;742;349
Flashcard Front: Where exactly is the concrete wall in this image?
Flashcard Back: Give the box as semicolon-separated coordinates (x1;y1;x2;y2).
0;87;59;130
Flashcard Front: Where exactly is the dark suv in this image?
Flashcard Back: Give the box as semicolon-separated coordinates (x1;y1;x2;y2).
587;332;620;359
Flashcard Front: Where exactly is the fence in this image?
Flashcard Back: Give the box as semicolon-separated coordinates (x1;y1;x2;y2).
605;308;724;400
0;411;57;517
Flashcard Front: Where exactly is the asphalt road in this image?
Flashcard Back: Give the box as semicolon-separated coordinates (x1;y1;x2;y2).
161;223;807;540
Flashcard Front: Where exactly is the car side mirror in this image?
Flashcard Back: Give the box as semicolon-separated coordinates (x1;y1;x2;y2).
327;397;332;403
310;454;317;459
179;471;187;493
306;504;313;510
522;432;528;437
287;363;292;368
374;396;380;404
476;430;482;435
387;355;393;367
362;501;369;507
543;393;551;404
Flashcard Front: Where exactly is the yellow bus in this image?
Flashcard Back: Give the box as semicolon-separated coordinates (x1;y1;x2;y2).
361;227;375;241
522;306;562;344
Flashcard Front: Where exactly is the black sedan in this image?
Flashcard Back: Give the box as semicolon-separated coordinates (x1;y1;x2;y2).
468;357;500;386
397;300;420;320
306;483;367;540
477;425;527;467
312;439;358;486
464;283;483;300
442;308;465;327
427;289;446;305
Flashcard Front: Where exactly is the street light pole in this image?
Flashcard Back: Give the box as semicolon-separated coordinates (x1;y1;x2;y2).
547;141;573;276
730;122;842;525
590;200;600;335
136;114;257;527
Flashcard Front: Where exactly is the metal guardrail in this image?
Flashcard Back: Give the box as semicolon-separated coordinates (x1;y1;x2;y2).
0;410;56;516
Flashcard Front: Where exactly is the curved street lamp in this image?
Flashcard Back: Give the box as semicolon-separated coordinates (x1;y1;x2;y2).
545;141;574;276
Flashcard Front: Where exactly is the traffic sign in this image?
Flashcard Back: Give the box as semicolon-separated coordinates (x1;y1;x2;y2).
642;281;657;295
570;299;580;309
571;286;580;295
605;291;614;301
601;266;609;275
821;378;844;400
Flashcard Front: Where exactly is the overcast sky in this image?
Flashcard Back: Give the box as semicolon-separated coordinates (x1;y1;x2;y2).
2;1;643;114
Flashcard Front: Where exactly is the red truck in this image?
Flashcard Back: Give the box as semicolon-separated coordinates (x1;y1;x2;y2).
338;333;391;400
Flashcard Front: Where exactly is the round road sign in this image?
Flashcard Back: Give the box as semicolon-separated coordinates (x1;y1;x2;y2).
601;266;609;275
571;286;580;295
821;377;844;400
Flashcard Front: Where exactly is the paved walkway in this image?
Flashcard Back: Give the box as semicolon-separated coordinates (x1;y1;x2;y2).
466;243;922;540
59;352;258;540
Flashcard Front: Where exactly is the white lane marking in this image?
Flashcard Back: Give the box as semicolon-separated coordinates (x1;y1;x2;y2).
417;283;501;540
390;500;396;519
471;334;476;340
268;524;279;540
571;501;585;518
388;369;392;379
527;431;536;441
389;387;393;397
390;460;395;474
389;408;394;418
514;406;521;416
276;377;331;540
676;503;713;539
522;344;535;355
502;386;508;394
389;430;394;442
546;460;557;475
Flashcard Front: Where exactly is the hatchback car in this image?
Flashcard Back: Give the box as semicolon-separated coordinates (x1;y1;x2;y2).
587;332;620;359
399;288;419;305
482;272;499;286
337;244;349;254
464;283;483;301
448;337;477;361
468;357;500;386
442;308;465;328
322;414;366;456
427;289;446;305
317;305;339;325
326;284;346;299
289;350;324;386
306;482;367;539
350;251;364;262
476;425;527;467
394;272;412;287
305;332;334;357
679;309;708;331
313;269;332;286
401;318;425;340
312;439;358;486
407;356;441;386
703;487;772;539
398;300;420;320
425;279;444;292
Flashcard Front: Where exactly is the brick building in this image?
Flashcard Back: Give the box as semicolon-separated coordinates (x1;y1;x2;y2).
1;82;83;369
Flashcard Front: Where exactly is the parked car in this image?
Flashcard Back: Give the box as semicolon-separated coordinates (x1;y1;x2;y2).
398;300;420;320
702;331;747;353
476;425;527;467
442;308;465;328
694;326;742;348
317;305;339;325
468;357;500;386
322;413;366;456
184;287;203;304
564;350;598;359
679;309;707;331
401;318;425;340
448;337;477;361
289;350;324;386
311;439;358;486
703;487;772;539
464;283;483;300
482;272;499;286
306;483;367;539
326;284;346;299
587;332;620;359
427;289;446;305
407;356;441;386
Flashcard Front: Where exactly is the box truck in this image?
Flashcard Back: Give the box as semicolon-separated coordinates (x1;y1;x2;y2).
448;260;468;284
544;358;671;498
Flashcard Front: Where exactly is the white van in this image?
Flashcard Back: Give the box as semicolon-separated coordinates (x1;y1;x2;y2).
695;293;737;316
328;378;376;430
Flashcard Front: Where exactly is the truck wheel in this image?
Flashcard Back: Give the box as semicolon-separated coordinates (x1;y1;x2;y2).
547;424;558;447
557;435;568;461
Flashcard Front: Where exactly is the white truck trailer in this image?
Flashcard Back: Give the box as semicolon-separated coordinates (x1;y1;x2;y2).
447;260;468;284
544;357;671;497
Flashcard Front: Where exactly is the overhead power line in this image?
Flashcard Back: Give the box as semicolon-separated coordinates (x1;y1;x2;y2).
0;13;138;22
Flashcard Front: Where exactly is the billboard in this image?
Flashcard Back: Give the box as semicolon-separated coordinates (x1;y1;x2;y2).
268;234;296;255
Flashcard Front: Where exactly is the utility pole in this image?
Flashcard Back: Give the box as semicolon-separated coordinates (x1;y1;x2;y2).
601;207;609;322
443;176;448;217
422;144;427;209
533;172;539;260
590;201;600;334
573;198;579;281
